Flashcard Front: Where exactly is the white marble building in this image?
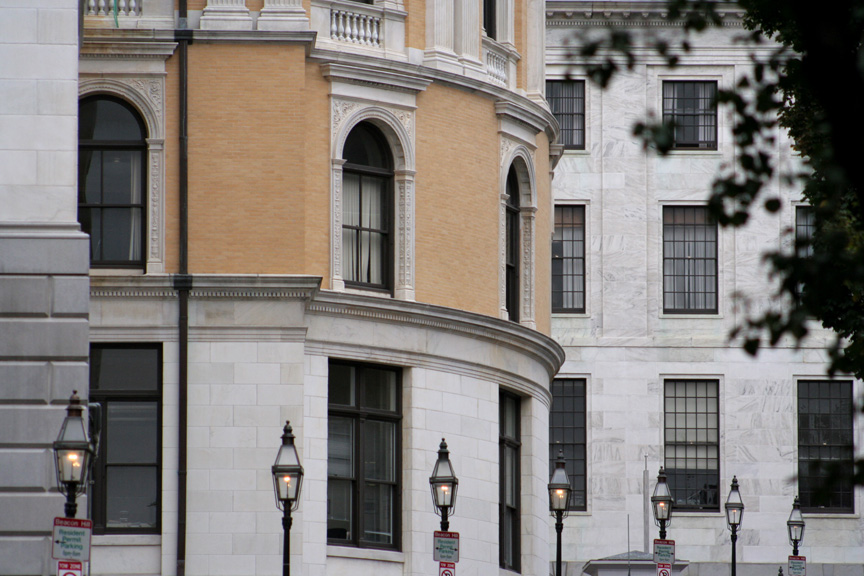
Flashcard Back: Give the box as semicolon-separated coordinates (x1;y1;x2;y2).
545;3;864;576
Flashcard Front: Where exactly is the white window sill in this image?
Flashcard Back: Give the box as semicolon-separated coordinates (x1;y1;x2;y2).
327;545;404;563
93;534;161;546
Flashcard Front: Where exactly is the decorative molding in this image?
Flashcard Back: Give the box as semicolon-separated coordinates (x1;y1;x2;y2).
330;98;416;299
80;77;166;274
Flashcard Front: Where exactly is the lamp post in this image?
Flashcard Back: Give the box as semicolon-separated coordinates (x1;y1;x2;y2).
272;422;304;576
53;391;94;518
548;449;572;576
787;496;805;556
651;467;673;540
725;476;744;576
429;439;458;531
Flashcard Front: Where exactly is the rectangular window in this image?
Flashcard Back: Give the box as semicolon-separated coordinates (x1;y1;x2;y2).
795;206;815;300
663;206;718;314
483;0;496;39
547;81;586;150
327;361;401;549
797;380;854;512
89;344;161;534
662;81;718;150
499;392;521;571
552;205;586;313
549;379;586;511
664;379;719;511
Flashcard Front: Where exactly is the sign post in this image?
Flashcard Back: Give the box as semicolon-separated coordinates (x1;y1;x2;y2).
51;518;92;562
788;556;806;576
433;531;460;563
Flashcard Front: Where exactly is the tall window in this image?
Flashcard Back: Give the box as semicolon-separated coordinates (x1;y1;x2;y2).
89;344;161;534
552;205;586;313
78;96;147;267
505;167;520;321
798;380;854;512
327;361;401;549
547;81;585;150
483;0;496;39
499;392;520;571
342;122;393;290
795;206;815;300
549;379;586;511
662;81;717;150
664;379;719;510
663;206;718;314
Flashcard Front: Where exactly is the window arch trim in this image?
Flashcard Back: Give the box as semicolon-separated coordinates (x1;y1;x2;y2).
79;78;166;274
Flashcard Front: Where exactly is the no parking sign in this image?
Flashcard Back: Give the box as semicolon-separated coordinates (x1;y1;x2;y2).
656;562;672;576
439;561;456;576
57;560;83;576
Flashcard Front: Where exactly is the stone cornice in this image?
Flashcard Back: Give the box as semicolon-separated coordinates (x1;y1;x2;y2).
320;63;432;94
90;274;322;300
308;290;565;379
546;0;744;27
310;50;559;141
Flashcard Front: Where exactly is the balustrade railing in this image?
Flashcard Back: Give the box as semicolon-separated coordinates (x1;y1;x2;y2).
330;8;381;47
87;0;142;17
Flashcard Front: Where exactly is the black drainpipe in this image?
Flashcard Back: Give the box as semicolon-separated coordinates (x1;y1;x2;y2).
175;3;191;574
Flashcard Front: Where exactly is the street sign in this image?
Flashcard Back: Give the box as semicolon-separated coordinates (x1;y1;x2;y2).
52;517;92;561
656;562;672;576
433;531;460;563
439;561;456;576
653;539;675;564
57;560;83;576
789;556;806;576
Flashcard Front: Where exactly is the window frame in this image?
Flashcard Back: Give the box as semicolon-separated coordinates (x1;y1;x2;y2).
546;80;586;151
663;378;720;512
662;205;719;315
549;378;587;511
499;391;521;572
483;0;497;39
327;360;402;550
505;167;520;322
797;379;855;513
341;122;395;293
662;80;718;151
88;343;162;535
78;95;148;269
552;204;586;314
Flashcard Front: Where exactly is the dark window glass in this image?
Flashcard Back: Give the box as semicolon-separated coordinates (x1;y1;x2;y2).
552;205;586;313
89;344;161;534
662;81;717;150
663;206;718;314
795;206;815;300
483;0;496;39
327;361;401;549
797;380;854;512
78;96;147;268
663;379;719;511
547;81;586;150
549;379;586;511
499;392;520;571
342;123;394;290
506;167;520;322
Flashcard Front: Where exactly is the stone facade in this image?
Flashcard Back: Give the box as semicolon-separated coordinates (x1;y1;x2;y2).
546;3;864;576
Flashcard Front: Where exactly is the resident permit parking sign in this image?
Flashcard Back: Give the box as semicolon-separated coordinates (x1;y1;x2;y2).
788;556;806;576
656;562;672;576
439;561;456;576
653;539;675;564
52;517;92;561
57;560;83;576
433;531;460;563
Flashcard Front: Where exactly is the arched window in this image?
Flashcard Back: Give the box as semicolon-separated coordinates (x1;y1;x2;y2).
505;166;520;321
78;96;147;268
342;122;394;290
